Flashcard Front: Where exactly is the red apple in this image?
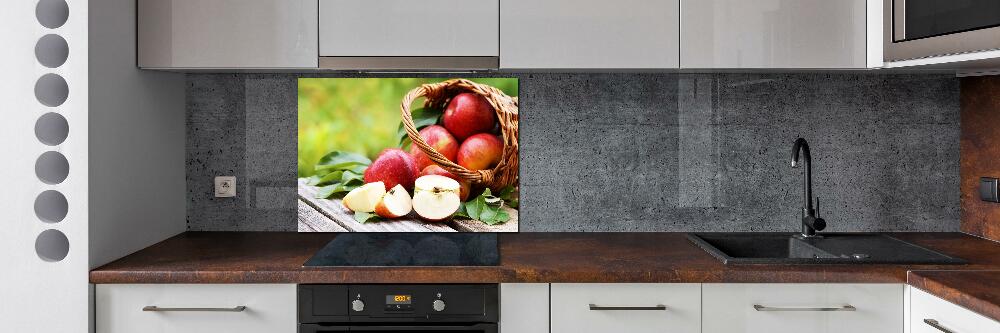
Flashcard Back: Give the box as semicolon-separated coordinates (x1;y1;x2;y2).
364;148;419;191
419;165;472;201
412;175;462;221
409;125;459;171
457;134;503;171
374;184;412;218
442;93;496;141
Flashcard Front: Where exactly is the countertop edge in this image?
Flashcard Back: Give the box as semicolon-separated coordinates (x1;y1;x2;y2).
907;270;1000;323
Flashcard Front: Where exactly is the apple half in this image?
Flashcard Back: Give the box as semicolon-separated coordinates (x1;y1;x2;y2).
374;184;413;218
342;181;386;213
412;175;462;221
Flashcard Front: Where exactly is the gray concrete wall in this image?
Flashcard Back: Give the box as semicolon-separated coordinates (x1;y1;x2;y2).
186;73;960;232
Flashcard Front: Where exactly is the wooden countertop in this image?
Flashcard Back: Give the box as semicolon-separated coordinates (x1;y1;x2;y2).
89;232;1000;321
91;232;1000;284
908;270;1000;323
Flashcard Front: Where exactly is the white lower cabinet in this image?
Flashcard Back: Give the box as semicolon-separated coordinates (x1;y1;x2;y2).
702;283;904;333
96;284;297;333
550;283;701;333
500;283;549;333
909;286;1000;333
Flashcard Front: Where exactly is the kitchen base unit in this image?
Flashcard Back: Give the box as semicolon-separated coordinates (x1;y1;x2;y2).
909;286;1000;333
96;284;297;333
702;283;904;333
550;283;702;333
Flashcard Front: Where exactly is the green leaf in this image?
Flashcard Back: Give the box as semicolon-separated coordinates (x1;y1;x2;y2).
315;182;361;199
481;210;509;226
354;211;381;224
453;204;470;219
498;186;519;209
315;151;371;173
305;175;323;186
479;203;499;222
465;194;486;220
345;164;368;175
396;107;443;146
313;170;345;186
457;188;510;225
340;170;365;185
308;151;371;197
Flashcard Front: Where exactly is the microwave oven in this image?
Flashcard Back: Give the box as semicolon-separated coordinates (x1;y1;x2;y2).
884;0;1000;62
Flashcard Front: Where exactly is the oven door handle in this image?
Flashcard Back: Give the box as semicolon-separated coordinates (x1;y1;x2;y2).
298;323;498;332
347;323;497;331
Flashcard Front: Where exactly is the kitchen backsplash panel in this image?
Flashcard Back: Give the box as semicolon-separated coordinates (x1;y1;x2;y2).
960;76;1000;242
186;73;960;232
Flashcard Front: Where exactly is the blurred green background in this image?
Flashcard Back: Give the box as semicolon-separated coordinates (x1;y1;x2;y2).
298;78;518;177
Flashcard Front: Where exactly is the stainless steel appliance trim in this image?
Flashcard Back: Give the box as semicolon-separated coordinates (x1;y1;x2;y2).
588;304;667;311
923;319;955;333
892;0;905;41
318;56;498;70
142;305;247;312
753;304;856;312
884;0;1000;61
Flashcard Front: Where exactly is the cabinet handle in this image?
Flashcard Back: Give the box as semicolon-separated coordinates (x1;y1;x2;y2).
142;306;247;312
923;319;955;333
753;304;856;312
588;304;667;311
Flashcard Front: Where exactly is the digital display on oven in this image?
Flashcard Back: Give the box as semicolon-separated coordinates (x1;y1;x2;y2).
386;295;412;305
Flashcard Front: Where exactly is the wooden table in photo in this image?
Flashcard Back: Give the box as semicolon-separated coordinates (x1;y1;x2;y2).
297;179;518;232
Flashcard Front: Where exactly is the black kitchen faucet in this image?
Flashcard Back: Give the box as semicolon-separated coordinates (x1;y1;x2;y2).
791;138;826;238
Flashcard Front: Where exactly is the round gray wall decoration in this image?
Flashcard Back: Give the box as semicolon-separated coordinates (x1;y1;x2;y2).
35;151;69;184
36;0;69;29
35;229;70;262
35;112;69;145
34;190;68;223
34;73;69;107
35;34;68;68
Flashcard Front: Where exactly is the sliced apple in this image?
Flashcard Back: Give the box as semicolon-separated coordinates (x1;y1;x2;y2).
342;181;386;213
412;175;462;221
374;184;412;218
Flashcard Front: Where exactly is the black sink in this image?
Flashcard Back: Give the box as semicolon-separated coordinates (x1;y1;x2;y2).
687;233;966;265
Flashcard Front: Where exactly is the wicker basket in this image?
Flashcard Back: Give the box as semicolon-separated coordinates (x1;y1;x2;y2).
400;79;518;191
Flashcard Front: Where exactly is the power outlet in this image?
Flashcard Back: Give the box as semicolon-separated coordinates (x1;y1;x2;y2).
980;177;999;203
215;176;236;198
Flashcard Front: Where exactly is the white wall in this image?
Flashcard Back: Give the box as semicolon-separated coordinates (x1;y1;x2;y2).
0;0;90;331
88;0;186;269
0;0;185;331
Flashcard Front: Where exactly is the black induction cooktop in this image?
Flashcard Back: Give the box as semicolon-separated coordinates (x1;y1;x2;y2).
303;233;500;267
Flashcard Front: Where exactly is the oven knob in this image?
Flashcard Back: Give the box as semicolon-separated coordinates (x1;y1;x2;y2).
351;299;365;312
432;299;446;312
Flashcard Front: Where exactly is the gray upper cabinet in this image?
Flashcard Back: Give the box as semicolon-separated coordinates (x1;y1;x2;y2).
318;0;499;69
138;0;318;69
680;0;869;69
501;0;680;69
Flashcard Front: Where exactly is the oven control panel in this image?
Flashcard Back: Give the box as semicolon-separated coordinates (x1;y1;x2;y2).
385;294;414;312
299;284;497;323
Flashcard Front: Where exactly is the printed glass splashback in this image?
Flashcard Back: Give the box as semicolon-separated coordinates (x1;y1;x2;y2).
297;78;519;232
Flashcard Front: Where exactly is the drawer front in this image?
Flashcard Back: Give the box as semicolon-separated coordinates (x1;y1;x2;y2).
319;0;499;57
96;284;296;333
551;283;701;333
910;287;1000;333
703;283;903;333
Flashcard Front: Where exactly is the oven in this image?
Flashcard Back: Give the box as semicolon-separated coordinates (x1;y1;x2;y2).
884;0;1000;61
298;284;498;333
